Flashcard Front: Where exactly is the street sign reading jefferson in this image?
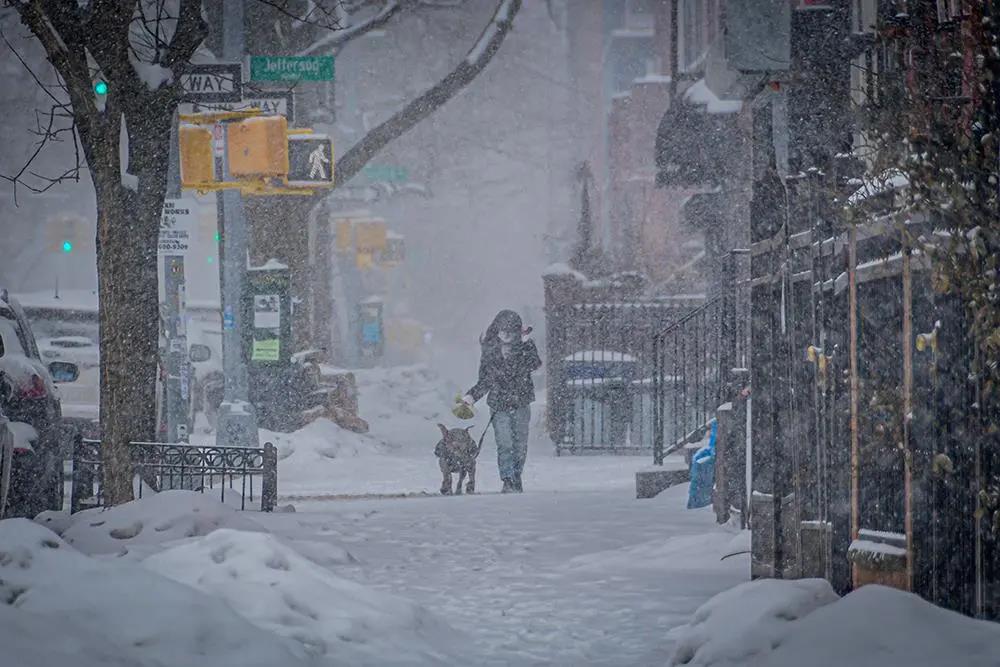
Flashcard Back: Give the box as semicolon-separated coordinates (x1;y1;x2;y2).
179;64;242;103
250;56;334;82
287;135;335;187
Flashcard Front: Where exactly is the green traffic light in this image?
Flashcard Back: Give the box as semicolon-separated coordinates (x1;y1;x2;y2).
207;256;214;264
61;240;73;253
94;81;108;95
214;233;221;242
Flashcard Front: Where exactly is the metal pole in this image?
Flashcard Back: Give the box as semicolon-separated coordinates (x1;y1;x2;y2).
215;0;259;449
164;103;189;445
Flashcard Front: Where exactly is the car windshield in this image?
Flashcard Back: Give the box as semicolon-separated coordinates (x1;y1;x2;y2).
0;316;26;358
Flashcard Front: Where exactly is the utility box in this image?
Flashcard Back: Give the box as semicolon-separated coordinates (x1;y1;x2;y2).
179;124;215;187
243;260;292;367
228;116;289;178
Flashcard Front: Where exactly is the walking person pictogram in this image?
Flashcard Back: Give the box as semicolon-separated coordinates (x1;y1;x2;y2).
308;144;329;180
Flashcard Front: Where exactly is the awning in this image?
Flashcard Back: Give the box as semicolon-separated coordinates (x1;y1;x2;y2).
655;79;744;188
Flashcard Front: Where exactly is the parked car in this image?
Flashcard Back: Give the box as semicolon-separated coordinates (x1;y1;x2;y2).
18;290;221;442
0;289;77;517
37;334;100;439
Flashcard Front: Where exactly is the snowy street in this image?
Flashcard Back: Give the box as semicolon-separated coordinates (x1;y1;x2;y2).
5;0;1000;664
263;485;748;665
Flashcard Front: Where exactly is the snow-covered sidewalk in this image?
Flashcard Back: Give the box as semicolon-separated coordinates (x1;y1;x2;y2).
5;364;749;665
260;483;749;665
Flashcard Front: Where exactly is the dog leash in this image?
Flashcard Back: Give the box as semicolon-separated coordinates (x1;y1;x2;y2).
474;413;496;458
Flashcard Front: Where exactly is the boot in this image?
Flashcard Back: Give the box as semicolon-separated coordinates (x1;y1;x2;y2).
512;474;523;493
501;478;514;494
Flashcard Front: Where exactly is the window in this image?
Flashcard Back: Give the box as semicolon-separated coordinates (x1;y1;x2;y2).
936;0;961;22
852;0;878;34
0;317;26;358
679;0;707;73
625;0;656;30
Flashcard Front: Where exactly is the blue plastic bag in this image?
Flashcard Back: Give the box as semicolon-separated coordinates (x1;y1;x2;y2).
687;419;718;509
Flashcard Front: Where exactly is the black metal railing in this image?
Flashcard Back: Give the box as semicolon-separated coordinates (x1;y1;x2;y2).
651;292;739;465
71;437;278;512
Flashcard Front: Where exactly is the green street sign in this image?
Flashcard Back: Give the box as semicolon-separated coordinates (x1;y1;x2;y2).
363;165;409;183
250;56;334;82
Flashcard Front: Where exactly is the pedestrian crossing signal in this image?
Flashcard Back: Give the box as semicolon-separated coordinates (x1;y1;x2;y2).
287;134;334;187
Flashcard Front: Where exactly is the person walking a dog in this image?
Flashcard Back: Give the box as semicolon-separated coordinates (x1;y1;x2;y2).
460;310;542;494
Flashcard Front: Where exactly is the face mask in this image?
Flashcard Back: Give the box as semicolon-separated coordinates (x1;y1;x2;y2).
498;331;515;343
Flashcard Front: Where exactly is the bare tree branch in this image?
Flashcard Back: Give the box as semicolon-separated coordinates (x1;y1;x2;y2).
334;0;522;185
297;0;408;55
0;27;82;203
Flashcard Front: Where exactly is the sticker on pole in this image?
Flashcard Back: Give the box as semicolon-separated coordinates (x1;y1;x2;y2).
287;134;334;187
159;198;197;257
252;339;280;361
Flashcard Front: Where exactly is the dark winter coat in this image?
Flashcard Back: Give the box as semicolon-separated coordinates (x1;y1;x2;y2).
468;311;542;412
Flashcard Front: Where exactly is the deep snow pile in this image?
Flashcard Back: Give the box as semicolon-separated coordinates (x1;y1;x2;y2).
668;578;1000;667
145;529;462;665
0;519;310;667
5;491;463;666
43;489;266;558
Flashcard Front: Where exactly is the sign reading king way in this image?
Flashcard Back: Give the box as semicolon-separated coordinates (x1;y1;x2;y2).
179;64;242;103
179;92;295;124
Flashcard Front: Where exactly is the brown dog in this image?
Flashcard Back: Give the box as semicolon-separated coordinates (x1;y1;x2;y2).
435;423;479;495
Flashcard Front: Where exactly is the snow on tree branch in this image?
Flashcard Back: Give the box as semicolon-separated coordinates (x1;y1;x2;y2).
465;0;513;65
297;1;404;56
334;0;522;186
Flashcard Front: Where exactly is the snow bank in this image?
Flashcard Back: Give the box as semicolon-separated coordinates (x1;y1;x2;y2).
274;366;468;496
667;578;838;666
0;519;310;667
146;528;463;665
765;585;1000;667
57;490;265;557
668;578;1000;667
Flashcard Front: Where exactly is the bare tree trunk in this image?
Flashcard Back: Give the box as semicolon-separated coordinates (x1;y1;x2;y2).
93;110;172;506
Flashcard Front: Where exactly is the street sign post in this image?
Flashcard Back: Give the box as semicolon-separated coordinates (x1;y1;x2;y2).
287;134;334;187
250;56;334;82
179;64;242;102
158;198;197;256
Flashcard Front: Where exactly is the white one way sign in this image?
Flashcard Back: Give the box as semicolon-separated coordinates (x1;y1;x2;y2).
179;64;242;103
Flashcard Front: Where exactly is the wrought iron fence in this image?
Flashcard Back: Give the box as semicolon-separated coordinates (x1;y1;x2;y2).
546;299;701;454
71;437;278;512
